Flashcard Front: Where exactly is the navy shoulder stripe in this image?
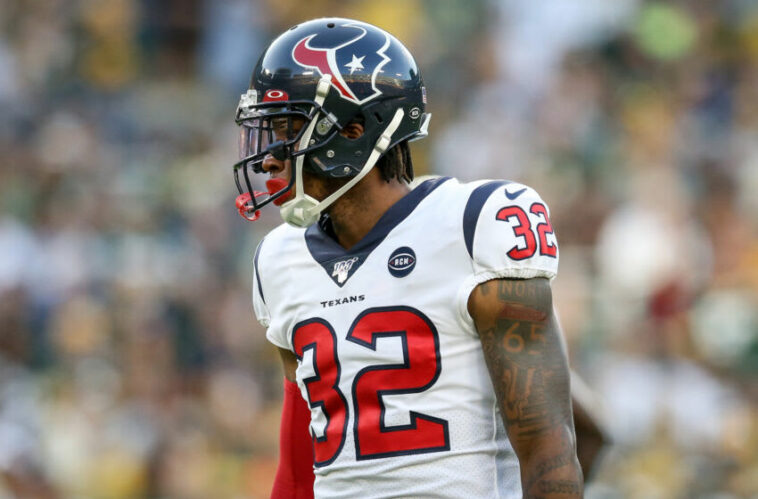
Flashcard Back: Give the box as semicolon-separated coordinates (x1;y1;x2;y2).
253;238;266;304
463;181;511;259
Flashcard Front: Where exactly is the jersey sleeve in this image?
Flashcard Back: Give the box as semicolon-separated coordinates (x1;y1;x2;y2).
458;181;559;324
252;239;271;327
252;238;291;350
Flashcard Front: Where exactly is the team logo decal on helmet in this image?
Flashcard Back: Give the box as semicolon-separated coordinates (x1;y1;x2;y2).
292;23;391;105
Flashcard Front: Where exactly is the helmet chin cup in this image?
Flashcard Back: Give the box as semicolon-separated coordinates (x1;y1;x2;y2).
279;195;321;228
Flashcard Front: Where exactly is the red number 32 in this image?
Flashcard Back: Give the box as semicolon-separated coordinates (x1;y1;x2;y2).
292;307;450;466
496;202;557;259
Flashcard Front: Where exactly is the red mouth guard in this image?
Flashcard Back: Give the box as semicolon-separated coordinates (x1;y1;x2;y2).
235;179;294;221
266;178;294;207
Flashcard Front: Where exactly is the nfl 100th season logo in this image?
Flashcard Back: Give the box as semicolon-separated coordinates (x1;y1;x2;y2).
332;256;360;284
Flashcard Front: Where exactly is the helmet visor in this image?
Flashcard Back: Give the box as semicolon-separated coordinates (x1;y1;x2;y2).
237;112;309;164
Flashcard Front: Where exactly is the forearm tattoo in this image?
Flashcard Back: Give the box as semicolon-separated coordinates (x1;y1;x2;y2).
475;278;582;497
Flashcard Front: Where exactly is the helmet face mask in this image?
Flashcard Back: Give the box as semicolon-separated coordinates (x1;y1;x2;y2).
233;96;331;213
232;18;430;226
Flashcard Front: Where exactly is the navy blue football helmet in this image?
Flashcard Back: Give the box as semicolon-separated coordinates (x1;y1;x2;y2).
233;18;430;227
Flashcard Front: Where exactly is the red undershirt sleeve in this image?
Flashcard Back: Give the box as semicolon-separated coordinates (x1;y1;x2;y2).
271;377;315;499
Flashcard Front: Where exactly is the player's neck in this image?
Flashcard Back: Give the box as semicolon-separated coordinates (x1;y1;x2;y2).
327;171;410;250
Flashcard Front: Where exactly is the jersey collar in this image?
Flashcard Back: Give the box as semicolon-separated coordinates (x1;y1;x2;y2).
304;176;450;286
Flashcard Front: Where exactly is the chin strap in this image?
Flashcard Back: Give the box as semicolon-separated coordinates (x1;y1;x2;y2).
280;102;406;228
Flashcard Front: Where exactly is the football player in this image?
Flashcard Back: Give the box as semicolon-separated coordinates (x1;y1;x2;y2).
233;18;586;498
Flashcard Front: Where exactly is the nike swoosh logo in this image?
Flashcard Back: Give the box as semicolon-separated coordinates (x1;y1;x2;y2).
504;187;527;200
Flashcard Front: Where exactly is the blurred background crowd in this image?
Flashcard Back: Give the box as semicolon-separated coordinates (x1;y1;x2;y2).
1;0;757;497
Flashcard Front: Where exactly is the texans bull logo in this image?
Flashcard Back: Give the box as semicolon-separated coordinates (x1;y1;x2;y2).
291;22;391;105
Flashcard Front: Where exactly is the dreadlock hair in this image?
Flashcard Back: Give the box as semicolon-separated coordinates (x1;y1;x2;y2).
377;141;414;184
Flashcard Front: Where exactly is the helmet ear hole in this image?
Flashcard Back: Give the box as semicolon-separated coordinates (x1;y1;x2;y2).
342;122;364;140
374;112;384;124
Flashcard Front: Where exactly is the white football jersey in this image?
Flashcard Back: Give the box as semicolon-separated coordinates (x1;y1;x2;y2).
253;177;558;498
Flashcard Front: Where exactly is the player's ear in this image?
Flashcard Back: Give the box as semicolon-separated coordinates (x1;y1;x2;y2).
341;122;364;140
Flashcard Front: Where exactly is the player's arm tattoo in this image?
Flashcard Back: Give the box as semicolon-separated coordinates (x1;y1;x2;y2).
469;277;583;498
